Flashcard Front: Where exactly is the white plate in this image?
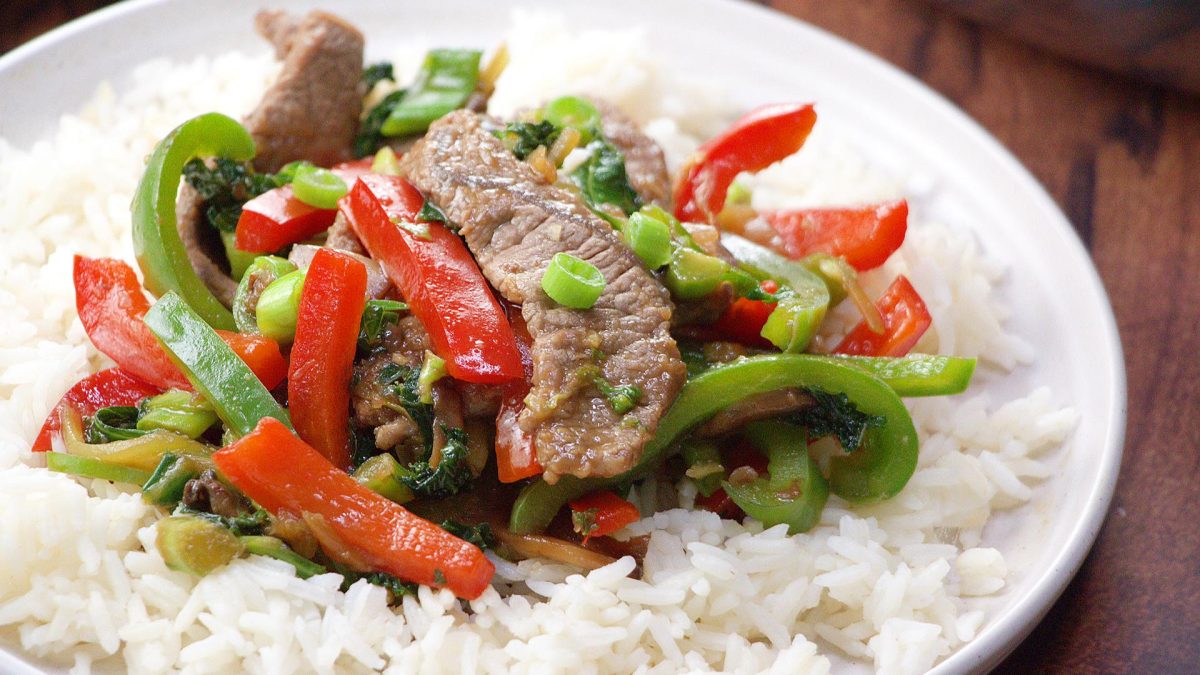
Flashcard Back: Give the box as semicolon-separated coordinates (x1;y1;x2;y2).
0;0;1125;672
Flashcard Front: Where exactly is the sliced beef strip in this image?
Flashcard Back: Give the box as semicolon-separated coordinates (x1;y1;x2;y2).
351;315;432;460
176;184;238;306
245;10;365;173
324;211;367;255
588;98;671;207
695;388;813;438
177;10;365;307
398;110;686;482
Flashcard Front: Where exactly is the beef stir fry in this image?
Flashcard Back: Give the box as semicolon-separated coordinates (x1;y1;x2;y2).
35;10;976;601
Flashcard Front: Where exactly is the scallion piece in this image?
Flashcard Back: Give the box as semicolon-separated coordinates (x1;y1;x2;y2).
542;95;601;143
664;247;729;300
137;390;218;439
240;536;327;579
417;350;447;405
291;165;349;209
623;212;672;269
46;451;152;486
256;270;306;344
541;253;605;309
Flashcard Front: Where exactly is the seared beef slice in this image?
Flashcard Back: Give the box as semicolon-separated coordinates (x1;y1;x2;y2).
245;10;364;172
399;111;686;482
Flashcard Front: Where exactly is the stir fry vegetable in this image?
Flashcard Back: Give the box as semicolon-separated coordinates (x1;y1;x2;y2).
767;200;909;271
542;253;606;309
143;292;291;436
132;113;255;330
834;276;932;357
673;103;817;224
288;249;368;470
213;417;495;599
722;421;829;534
74;256;287;390
381;49;482;137
33;368;161;452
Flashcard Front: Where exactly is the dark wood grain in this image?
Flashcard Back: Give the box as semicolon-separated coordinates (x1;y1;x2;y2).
4;1;1199;672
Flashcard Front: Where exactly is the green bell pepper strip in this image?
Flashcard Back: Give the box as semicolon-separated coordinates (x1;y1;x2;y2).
132;113;256;330
233;256;297;334
381;49;482;137
46;451;153;486
720;233;830;353
835;355;976;397
143;292;291;436
723;421;829;534
240;536;327;579
509;353;918;533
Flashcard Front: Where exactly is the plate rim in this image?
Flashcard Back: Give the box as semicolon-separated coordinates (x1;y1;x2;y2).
0;1;1127;673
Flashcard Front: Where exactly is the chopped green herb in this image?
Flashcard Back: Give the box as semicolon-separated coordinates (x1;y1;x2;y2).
440;520;496;551
433;568;447;585
570;138;642;215
354;89;406;158
594;376;642;414
362;62;395;89
342;570;418;600
401;426;474;498
379;363;434;451
86;405;146;443
357;299;409;353
792;388;886;452
417;200;448;224
497;120;560;160
182;157;280;232
678;343;712;379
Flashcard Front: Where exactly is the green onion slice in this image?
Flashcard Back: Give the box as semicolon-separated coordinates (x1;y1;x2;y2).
542;96;601;143
623;212;672;269
541;253;606;309
291;165;348;209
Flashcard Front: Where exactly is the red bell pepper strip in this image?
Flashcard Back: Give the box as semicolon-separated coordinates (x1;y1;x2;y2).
32;368;161;452
834;275;931;357
766;200;908;271
213;417;495;599
216;331;288;391
235;186;336;254
74;256;287;391
568;490;641;544
673;103;817;224
707;280;779;349
233;162;376;254
495;310;541;483
341;174;523;383
288;248;368;470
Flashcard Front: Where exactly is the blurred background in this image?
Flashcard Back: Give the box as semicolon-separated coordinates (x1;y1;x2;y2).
6;1;1199;93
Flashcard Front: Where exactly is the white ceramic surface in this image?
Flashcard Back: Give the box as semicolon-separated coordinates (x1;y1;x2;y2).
0;1;1125;673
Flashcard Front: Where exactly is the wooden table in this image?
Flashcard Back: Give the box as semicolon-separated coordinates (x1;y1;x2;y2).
4;1;1198;672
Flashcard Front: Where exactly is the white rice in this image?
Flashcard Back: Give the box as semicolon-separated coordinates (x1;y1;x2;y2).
0;12;1077;675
